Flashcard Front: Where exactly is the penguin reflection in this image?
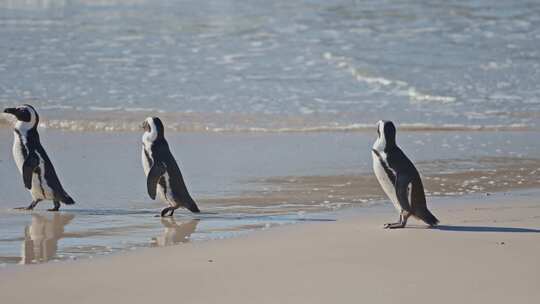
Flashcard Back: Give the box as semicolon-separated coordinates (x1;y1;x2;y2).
152;218;198;247
20;213;75;264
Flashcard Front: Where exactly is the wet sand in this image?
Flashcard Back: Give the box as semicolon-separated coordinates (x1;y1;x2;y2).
206;156;540;213
1;190;539;304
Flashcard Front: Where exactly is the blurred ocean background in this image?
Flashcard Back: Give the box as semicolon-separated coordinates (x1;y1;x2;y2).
0;0;539;131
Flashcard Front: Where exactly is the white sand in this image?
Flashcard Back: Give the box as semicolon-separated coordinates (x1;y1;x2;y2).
1;192;539;304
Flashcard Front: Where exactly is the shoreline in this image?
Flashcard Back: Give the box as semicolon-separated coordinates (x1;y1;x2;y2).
1;188;539;303
1;112;535;133
1;128;539;269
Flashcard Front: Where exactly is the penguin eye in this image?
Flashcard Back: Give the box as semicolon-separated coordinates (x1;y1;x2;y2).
17;108;32;122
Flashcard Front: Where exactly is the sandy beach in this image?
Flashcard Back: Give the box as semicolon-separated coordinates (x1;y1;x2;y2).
1;128;539;264
1;190;538;304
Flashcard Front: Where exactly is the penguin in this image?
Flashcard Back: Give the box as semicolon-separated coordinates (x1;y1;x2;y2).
3;105;75;211
141;117;200;217
371;120;439;229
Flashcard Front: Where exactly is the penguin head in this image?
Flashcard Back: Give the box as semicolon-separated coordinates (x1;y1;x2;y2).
3;104;39;131
142;117;165;143
374;120;396;150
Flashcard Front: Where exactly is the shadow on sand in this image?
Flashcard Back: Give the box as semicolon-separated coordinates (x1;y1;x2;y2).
436;225;540;233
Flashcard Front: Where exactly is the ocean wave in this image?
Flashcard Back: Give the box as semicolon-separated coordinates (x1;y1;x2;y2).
0;115;530;133
323;51;457;104
407;87;456;104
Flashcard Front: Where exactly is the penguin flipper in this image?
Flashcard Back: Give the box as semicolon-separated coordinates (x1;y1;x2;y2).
147;163;166;200
22;153;39;189
395;173;413;212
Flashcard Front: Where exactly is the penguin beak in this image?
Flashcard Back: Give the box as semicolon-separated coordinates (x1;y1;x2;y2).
4;107;17;115
141;121;149;131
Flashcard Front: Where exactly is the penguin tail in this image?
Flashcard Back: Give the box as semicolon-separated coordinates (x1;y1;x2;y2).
62;194;76;205
184;198;200;213
187;203;200;213
410;179;438;227
416;207;439;227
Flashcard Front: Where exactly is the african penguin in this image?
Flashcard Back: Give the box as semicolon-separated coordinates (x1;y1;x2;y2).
141;117;200;216
3;104;75;211
372;120;439;228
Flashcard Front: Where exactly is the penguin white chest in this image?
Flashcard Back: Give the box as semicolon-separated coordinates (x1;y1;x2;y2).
141;146;152;176
372;151;401;212
12;134;54;200
142;144;174;206
12;132;26;173
29;154;54;200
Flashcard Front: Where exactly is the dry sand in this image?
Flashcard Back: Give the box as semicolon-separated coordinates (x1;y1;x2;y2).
1;191;539;304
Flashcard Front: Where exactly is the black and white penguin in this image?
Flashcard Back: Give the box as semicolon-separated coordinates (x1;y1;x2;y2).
3;104;75;211
372;120;439;228
141;117;200;217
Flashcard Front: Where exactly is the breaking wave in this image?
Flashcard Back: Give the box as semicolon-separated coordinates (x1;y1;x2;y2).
323;52;457;104
0;114;529;133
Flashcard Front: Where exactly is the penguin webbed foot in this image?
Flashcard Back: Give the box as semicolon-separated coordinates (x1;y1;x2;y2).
14;200;40;211
160;207;175;217
384;222;405;229
48;201;60;212
384;211;410;229
14;206;34;211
